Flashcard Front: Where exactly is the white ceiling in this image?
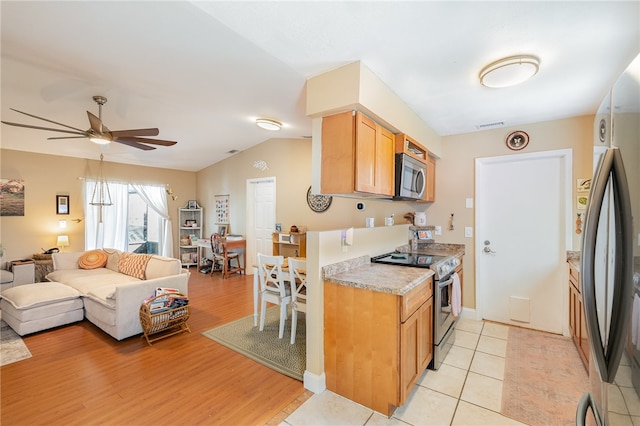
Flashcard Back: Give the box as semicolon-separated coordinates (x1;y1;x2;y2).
1;1;639;172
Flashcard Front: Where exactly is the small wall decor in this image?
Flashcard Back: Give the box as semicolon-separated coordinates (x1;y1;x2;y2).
215;194;230;224
576;178;591;192
505;130;530;151
0;178;25;216
306;186;332;213
56;195;70;215
577;195;588;210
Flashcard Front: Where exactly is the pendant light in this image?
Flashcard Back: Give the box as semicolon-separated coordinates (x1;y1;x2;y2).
90;153;112;223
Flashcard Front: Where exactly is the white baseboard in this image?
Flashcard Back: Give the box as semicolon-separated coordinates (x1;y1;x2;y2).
459;307;477;320
303;370;326;394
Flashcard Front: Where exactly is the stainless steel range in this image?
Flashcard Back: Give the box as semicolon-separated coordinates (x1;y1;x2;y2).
371;251;460;369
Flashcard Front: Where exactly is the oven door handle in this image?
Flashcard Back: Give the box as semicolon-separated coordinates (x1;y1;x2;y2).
438;277;453;288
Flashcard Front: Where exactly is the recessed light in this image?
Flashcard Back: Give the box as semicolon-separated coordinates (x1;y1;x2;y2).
255;118;282;131
479;55;540;88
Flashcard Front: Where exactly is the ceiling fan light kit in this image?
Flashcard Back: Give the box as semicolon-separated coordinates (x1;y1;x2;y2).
479;55;540;88
255;118;282;131
1;95;178;150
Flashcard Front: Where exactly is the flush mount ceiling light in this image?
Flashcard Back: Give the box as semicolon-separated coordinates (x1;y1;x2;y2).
255;118;282;131
479;55;540;88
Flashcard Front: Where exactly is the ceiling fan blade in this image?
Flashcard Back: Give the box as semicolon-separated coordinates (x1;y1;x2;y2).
47;136;88;140
87;111;103;134
113;136;177;146
109;128;160;137
1;120;87;136
8;108;87;133
112;139;156;151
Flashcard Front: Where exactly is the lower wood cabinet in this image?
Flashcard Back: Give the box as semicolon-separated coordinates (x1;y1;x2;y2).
568;262;589;369
324;276;433;417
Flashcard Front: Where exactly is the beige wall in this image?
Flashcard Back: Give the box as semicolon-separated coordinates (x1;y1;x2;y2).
195;137;425;239
0;149;195;261
424;115;595;309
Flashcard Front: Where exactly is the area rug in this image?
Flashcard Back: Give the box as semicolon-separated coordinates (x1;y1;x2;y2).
202;307;305;380
1;320;32;366
501;327;588;426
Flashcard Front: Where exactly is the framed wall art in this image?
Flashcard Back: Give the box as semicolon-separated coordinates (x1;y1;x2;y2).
215;194;229;224
56;195;69;215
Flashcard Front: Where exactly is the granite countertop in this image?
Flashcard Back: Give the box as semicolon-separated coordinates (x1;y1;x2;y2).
323;256;434;296
396;243;465;258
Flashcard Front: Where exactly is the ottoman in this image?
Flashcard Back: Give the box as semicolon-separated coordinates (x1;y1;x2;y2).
0;282;83;336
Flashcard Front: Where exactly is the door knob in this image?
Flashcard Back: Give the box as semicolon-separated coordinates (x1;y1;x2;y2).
483;240;496;254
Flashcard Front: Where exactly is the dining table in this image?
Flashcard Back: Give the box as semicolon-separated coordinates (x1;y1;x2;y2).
252;257;305;326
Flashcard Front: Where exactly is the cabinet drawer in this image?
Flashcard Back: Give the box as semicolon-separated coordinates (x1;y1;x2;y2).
401;277;433;323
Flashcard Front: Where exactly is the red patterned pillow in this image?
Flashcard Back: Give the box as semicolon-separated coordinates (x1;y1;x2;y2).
78;250;108;270
118;253;152;280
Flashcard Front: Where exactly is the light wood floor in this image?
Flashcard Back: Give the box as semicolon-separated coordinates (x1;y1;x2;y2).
1;269;310;425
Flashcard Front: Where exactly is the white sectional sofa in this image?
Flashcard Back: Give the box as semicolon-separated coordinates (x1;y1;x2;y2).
37;249;189;340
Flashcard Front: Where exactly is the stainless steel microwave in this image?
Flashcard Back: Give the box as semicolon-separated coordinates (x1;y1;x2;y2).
394;153;425;200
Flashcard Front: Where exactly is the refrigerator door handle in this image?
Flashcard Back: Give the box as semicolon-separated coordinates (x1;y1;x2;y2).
581;148;633;383
576;392;603;426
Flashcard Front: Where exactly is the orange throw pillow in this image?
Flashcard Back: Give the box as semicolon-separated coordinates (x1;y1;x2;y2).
118;253;152;280
78;250;108;270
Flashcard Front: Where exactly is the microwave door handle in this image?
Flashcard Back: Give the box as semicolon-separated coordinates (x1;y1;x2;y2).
416;168;425;197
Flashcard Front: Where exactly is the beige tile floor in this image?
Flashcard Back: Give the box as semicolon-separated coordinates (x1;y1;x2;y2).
282;318;527;426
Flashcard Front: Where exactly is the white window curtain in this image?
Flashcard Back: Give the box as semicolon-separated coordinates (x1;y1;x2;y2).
130;184;173;257
84;180;129;251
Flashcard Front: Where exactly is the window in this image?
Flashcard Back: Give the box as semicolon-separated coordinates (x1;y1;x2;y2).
85;181;174;257
127;190;161;254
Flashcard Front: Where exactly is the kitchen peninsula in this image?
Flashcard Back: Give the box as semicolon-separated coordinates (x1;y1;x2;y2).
323;255;434;417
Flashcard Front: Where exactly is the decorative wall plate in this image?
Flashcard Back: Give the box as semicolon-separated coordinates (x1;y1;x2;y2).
505;130;530;151
306;186;332;212
599;119;606;143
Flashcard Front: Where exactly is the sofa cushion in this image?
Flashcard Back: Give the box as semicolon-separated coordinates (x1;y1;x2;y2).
47;268;140;295
2;282;80;309
0;269;13;284
103;248;122;272
118;253;152;279
145;256;181;280
79;250;108;270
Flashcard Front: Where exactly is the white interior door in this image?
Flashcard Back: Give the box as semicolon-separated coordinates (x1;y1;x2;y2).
476;149;572;334
246;178;275;267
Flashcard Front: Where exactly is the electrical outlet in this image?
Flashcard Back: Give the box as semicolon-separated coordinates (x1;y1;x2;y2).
435;225;442;236
465;227;473;238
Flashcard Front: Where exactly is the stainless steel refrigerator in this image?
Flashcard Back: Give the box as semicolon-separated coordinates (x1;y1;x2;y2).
577;53;640;425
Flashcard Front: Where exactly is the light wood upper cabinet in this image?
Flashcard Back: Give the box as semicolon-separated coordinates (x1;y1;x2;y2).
394;133;436;203
424;155;436;202
322;111;395;197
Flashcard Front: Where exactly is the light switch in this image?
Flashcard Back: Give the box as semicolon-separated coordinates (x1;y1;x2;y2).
435;226;442;236
465;227;473;238
466;198;473;209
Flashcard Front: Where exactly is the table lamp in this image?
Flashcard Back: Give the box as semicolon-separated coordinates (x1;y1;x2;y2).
57;235;69;252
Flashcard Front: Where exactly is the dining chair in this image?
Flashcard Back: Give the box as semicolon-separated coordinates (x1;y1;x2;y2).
257;254;291;338
220;239;245;279
287;257;307;344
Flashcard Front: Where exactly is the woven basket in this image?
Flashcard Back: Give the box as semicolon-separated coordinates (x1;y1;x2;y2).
139;293;191;345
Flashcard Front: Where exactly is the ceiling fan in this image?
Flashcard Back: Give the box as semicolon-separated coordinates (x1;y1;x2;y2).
1;95;177;151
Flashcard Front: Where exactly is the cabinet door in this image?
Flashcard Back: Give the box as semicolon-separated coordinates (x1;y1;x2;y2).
400;299;432;404
376;125;395;196
423;156;436;202
354;113;378;193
